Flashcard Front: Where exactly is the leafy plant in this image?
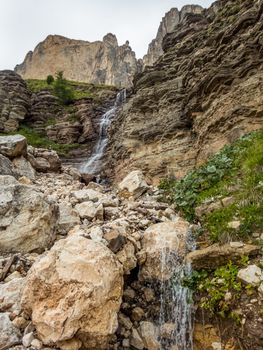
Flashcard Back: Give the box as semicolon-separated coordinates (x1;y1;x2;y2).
53;71;74;105
46;75;54;85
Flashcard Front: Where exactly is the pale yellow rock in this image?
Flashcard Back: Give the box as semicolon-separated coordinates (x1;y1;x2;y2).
22;236;123;349
139;219;190;281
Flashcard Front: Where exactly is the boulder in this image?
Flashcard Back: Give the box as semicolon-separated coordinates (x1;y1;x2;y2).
22;236;123;349
139;219;190;281
71;188;104;203
0;175;58;253
118;170;149;198
139;321;159;350
0;312;21;348
12;156;36;180
28;147;61;172
57;202;80;234
237;265;263;285
75;201;104;220
0;277;26;315
186;244;261;270
0;134;27;158
0;154;16;176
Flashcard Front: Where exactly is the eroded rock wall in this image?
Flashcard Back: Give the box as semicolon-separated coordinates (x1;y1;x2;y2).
107;0;263;183
15;34;141;88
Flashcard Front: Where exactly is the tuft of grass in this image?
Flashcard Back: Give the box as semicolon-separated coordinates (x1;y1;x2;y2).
159;129;263;242
0;125;79;157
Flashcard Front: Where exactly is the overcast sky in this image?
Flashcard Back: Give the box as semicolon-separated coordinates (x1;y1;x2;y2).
0;0;214;70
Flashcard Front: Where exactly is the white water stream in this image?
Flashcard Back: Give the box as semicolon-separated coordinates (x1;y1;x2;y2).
157;231;195;350
80;89;126;174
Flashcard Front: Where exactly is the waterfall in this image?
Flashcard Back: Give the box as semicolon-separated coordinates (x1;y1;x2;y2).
157;231;195;350
80;89;126;174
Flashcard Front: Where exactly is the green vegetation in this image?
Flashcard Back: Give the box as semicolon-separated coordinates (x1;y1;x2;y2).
26;77;116;102
0;125;79;157
46;75;54;85
183;258;250;320
159;129;263;242
53;71;74;105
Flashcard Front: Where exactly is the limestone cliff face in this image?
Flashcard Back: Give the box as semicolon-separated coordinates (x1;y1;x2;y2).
15;33;141;88
143;5;203;67
107;0;263;183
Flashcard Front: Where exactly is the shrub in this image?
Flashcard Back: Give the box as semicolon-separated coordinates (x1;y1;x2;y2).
53;71;74;105
46;75;54;85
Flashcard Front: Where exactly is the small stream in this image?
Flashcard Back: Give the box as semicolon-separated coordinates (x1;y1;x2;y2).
80;89;126;174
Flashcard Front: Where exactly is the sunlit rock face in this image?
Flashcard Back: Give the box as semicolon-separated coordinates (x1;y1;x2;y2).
107;0;263;183
15;33;141;88
143;5;203;68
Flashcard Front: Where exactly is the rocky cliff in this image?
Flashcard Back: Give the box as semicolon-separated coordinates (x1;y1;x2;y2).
107;0;263;183
15;33;141;88
143;5;203;67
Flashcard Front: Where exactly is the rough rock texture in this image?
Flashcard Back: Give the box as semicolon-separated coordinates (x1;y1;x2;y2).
0;134;27;158
0;175;58;253
143;5;203;67
186;243;261;269
0;70;30;132
0;313;21;348
15;34;141;88
118;170;149;198
22;236;123;349
27;146;62;172
139;219;190;281
107;0;263;182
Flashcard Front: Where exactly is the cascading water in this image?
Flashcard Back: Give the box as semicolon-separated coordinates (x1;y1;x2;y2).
80;89;126;174
156;230;195;350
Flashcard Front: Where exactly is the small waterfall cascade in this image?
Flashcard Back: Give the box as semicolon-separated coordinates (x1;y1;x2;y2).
80;89;126;174
157;231;195;350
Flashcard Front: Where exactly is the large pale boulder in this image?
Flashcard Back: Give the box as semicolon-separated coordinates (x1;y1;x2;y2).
75;201;104;220
139;219;190;281
0;134;27;158
0;312;21;348
0;175;58;253
22;236;123;349
118;170;149;198
28;147;61;172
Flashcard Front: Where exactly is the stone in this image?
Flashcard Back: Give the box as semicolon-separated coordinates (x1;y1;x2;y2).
227;221;241;230
104;229;127;253
22;332;34;347
237;265;263;285
57;202;80;234
186;244;261;270
119;313;133;330
0;176;58;253
139;321;159;350
12;316;29;330
31;338;43;350
0;154;15;176
71;188;103;203
0;277;26;314
193;323;221;350
131;307;145;322
15;34;140;88
143;288;155;302
0;135;27;158
0;312;21;348
28;148;61;173
118;170;149;198
139;219;190;281
12;156;36;180
130;328;144;350
116;241;137;275
22;235;123;349
75;201;104;220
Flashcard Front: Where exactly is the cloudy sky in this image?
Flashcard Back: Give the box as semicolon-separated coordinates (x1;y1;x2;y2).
0;0;213;70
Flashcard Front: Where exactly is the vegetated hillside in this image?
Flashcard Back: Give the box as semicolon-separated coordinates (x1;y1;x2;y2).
160;129;263;348
107;0;263;183
0;70;117;157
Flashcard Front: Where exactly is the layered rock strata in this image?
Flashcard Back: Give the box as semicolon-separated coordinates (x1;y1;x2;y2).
107;0;263;182
15;34;141;88
143;5;203;67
